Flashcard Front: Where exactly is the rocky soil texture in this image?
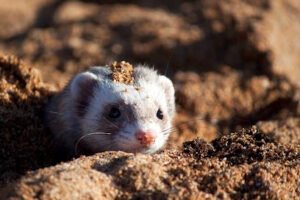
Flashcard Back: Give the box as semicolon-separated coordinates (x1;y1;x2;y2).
0;0;299;199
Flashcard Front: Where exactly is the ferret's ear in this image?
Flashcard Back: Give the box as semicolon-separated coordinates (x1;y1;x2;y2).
158;75;175;118
70;72;98;117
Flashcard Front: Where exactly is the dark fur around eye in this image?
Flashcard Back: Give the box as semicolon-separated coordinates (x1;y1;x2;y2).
109;107;121;118
156;109;163;120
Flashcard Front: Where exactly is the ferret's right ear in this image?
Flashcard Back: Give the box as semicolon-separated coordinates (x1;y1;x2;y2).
70;72;98;117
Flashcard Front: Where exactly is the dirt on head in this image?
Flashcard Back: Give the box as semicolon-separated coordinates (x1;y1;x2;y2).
110;61;134;85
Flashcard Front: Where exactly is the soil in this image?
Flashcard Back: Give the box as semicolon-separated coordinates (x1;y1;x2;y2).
0;55;56;187
110;61;134;85
1;128;299;199
0;0;299;199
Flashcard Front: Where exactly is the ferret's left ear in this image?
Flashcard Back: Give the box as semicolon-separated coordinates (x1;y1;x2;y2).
70;72;98;117
158;75;175;118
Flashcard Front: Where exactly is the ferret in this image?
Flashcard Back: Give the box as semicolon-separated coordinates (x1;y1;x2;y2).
45;63;175;159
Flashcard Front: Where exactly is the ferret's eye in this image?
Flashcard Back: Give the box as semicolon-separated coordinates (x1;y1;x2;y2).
108;107;121;118
156;109;163;120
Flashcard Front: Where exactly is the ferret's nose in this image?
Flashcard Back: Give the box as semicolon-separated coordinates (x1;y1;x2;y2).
135;131;155;146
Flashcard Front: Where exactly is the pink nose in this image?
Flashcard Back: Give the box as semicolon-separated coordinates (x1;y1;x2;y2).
135;131;155;146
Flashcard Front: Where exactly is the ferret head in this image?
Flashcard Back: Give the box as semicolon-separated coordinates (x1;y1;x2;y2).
70;66;175;154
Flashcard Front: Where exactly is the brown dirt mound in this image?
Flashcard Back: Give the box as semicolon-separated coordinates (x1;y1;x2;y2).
171;67;299;145
0;55;56;187
183;127;299;164
256;117;300;145
1;0;300;86
2;127;299;199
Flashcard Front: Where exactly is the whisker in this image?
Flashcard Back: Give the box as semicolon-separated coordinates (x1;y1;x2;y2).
103;117;120;130
75;132;111;156
46;110;64;115
124;110;130;122
161;116;226;135
47;110;102;123
162;126;178;134
165;141;180;148
117;134;132;141
164;53;172;76
48;106;121;131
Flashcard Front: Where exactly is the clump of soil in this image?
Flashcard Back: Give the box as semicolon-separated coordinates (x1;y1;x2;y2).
2;127;299;199
184;126;299;165
110;61;134;85
0;54;56;187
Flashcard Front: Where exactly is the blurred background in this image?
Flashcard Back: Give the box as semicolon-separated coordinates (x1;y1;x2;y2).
1;0;299;86
0;0;299;143
1;1;300;186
